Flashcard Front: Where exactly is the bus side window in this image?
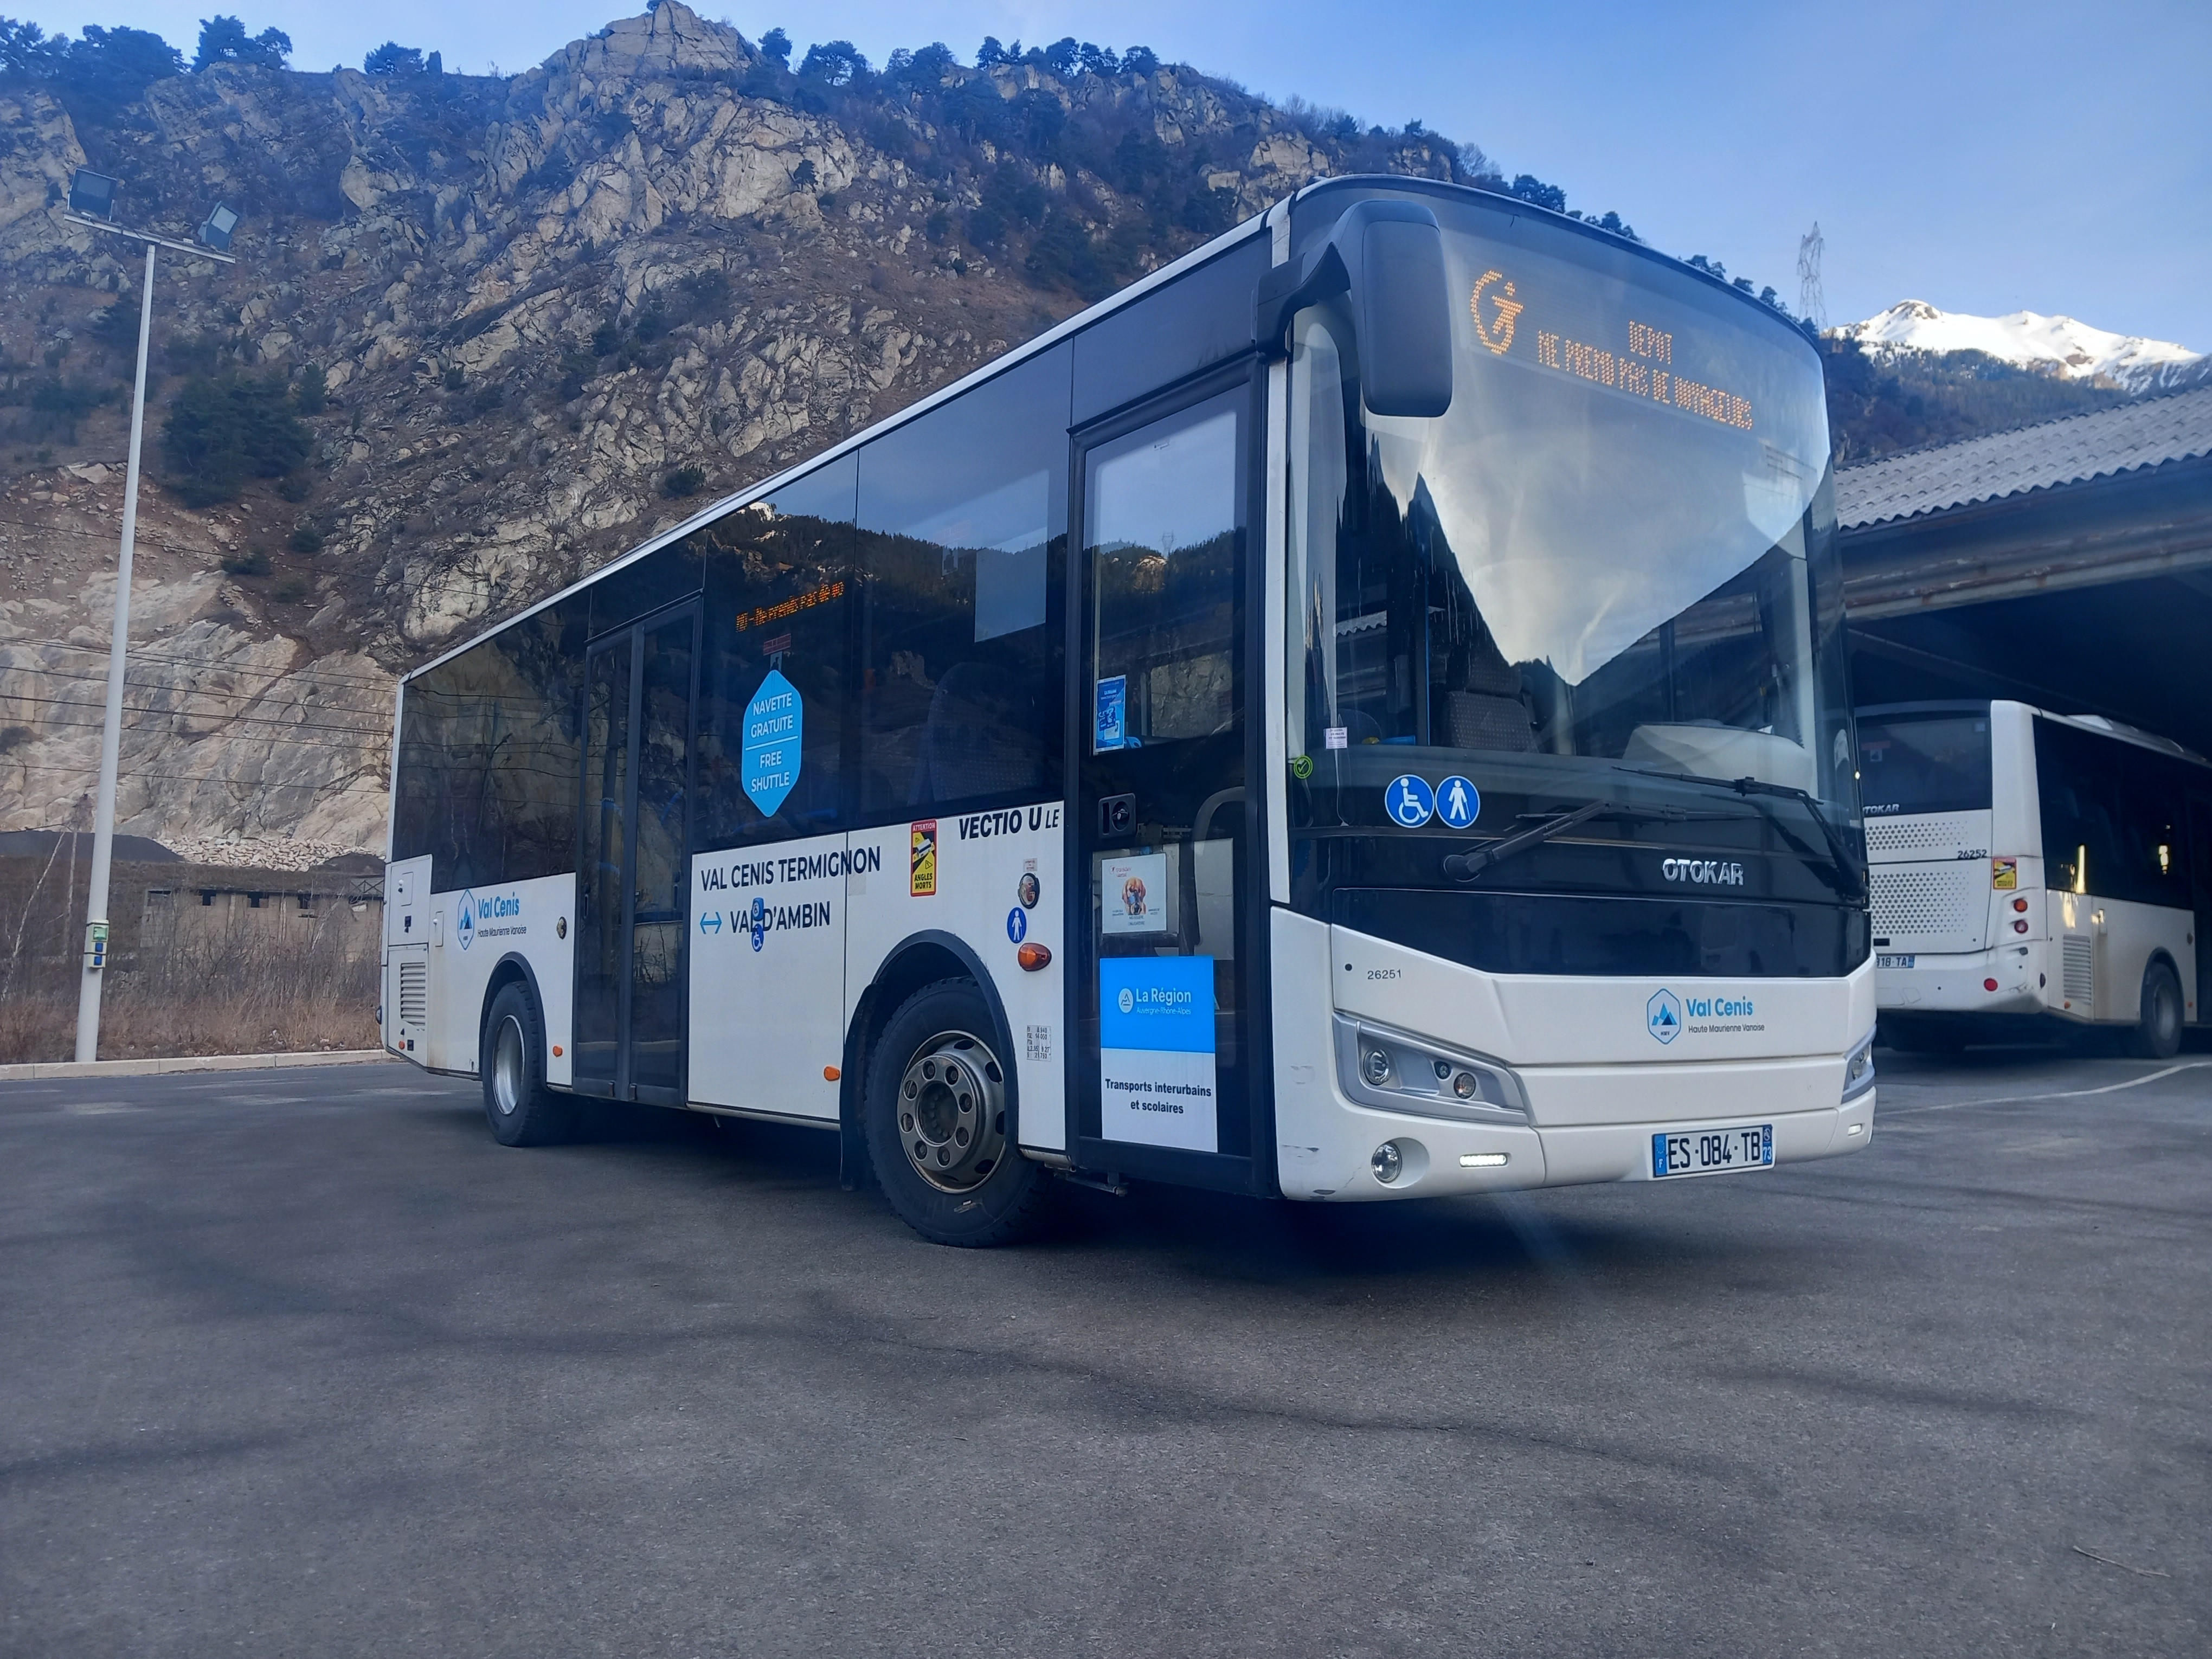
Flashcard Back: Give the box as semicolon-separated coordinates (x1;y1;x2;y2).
691;457;857;850
856;345;1070;819
392;596;586;892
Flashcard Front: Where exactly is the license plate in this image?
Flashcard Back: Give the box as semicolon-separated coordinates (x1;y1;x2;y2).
1651;1124;1773;1179
1877;953;1915;969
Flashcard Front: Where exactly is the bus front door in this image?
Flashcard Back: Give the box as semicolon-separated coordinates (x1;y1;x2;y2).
575;607;697;1106
1070;376;1262;1190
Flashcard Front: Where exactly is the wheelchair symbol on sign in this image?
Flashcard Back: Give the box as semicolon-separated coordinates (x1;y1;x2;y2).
1437;775;1480;829
1385;775;1435;828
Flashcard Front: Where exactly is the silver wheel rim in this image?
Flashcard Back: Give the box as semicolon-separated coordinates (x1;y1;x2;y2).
492;1015;526;1116
895;1028;1007;1194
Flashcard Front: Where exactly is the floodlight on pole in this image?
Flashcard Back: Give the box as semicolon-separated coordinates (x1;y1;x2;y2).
69;169;118;220
199;202;239;252
56;186;238;1063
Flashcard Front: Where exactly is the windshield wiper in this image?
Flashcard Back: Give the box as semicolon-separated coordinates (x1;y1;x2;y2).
1439;800;1708;882
1622;768;1867;902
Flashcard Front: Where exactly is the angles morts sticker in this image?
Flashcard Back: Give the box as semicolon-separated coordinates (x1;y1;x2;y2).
910;820;938;897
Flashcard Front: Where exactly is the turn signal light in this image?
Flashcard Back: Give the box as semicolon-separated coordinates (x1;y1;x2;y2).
1017;942;1052;972
822;1065;841;1082
551;1045;563;1057
2011;897;2029;914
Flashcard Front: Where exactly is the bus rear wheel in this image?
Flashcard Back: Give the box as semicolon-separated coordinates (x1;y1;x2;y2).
481;982;574;1147
2130;961;2183;1060
865;978;1054;1247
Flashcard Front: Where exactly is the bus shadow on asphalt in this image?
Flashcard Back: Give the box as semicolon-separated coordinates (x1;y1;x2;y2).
413;1096;1763;1285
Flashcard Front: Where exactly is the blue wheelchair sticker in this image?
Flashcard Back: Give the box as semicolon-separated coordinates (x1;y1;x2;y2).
1385;774;1435;828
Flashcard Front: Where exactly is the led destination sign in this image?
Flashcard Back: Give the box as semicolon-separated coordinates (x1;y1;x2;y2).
1464;256;1769;434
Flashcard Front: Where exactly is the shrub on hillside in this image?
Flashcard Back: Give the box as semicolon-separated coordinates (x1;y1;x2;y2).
162;372;311;505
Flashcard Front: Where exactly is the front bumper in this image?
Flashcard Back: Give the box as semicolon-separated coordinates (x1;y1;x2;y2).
1274;1072;1873;1201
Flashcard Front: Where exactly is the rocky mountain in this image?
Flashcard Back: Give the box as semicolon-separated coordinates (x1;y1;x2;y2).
0;4;1488;859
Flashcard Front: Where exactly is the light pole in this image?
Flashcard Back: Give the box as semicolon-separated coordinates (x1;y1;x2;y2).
61;171;237;1063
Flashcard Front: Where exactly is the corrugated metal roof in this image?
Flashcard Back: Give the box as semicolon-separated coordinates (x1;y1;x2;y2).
1835;383;2212;530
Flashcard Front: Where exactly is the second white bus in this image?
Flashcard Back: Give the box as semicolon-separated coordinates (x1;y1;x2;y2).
1860;699;2211;1056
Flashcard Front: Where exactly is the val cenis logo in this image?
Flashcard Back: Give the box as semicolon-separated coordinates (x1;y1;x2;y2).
1647;988;1682;1044
454;891;475;950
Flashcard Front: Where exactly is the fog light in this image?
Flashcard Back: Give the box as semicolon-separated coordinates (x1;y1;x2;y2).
1371;1141;1404;1184
1362;1048;1392;1087
1451;1071;1477;1099
1458;1152;1508;1168
2012;919;2028;934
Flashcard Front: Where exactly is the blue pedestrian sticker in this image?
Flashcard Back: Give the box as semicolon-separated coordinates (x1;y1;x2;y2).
742;669;802;817
1007;906;1027;944
1385;774;1435;828
1095;675;1127;752
1436;775;1481;829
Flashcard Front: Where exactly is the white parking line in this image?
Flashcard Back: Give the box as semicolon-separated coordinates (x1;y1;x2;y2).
1882;1059;2212;1116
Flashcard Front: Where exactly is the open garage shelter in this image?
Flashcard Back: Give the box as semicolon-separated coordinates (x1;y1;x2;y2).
1838;385;2212;753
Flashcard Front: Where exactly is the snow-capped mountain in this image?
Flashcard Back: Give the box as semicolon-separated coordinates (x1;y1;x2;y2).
1834;300;2207;393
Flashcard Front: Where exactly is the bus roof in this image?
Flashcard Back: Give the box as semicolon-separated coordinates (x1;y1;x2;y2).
404;175;1803;686
1858;700;2210;768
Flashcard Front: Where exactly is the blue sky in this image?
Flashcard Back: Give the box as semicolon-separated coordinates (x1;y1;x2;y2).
29;0;2212;348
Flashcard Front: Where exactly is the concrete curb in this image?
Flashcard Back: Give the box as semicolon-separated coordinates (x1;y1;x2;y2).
0;1049;394;1082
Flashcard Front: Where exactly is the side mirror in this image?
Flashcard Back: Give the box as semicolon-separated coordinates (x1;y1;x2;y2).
1257;200;1454;418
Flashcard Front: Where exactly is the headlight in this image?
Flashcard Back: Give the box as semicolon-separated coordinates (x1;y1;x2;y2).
1334;1015;1529;1123
1841;1029;1876;1103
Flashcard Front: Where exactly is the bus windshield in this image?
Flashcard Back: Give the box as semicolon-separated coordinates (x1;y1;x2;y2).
1856;713;1993;816
1287;196;1852;838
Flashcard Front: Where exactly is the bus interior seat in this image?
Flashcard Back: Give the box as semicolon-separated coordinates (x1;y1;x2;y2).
1440;634;1538;751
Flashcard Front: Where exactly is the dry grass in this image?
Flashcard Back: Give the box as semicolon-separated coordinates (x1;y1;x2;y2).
0;852;378;1064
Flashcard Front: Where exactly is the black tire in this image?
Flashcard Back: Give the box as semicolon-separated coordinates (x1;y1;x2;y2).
2130;960;2183;1060
864;977;1055;1247
480;981;575;1146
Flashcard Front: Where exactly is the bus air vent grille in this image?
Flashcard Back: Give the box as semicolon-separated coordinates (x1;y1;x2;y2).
1867;819;1963;856
1869;865;1986;951
398;960;428;1027
2061;936;2094;1005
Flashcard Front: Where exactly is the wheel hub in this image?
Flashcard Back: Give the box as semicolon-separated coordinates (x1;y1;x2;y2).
896;1031;1006;1193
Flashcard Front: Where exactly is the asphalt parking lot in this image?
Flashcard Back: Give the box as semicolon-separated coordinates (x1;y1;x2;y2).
3;1045;2207;1658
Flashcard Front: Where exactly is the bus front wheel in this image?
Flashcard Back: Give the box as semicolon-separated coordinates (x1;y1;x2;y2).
480;982;575;1147
2131;961;2183;1060
865;978;1054;1247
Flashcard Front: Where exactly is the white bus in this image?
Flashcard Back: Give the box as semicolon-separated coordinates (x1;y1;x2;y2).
381;177;1876;1245
1860;699;2211;1056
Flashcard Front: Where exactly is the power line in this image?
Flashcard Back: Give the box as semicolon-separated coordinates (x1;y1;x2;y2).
0;695;393;743
6;661;396;709
5;760;386;794
6;636;398;689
